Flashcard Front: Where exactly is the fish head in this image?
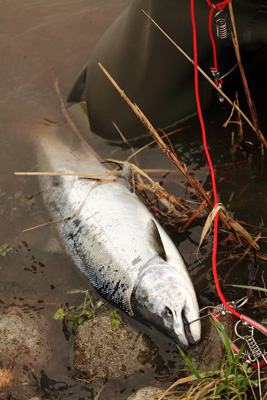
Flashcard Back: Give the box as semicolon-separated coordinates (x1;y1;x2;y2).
133;260;201;349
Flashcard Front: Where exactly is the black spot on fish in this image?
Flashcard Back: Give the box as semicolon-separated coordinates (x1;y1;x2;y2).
73;218;81;227
132;256;142;266
67;232;75;241
111;280;120;298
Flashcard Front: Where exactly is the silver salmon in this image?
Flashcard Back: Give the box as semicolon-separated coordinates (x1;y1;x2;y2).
37;122;201;348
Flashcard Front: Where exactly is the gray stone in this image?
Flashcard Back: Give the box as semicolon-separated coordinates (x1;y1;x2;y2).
187;313;235;372
0;304;50;369
128;386;177;400
73;314;154;379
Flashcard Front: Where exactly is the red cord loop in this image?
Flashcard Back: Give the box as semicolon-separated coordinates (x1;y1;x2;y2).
206;0;232;11
190;0;267;368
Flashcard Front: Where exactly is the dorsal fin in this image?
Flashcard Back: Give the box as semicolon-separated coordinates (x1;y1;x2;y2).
147;219;167;261
122;163;135;194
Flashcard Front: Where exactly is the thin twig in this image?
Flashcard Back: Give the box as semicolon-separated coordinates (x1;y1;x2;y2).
222;101;236;128
94;384;105;400
228;2;265;153
23;184;97;232
14;171;120;178
112;121;144;184
112;121;138;164
127;127;189;162
235;91;243;142
51;70;105;160
107;158;190;214
181;199;208;230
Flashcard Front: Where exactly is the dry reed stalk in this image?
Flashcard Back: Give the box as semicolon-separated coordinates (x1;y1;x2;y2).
223;92;243;151
222;101;237;128
98;63;259;251
52;70;108;161
22;183;98;232
127;126;189;163
235;91;244;143
112;121;145;186
228;2;265;153
14;171;120;179
107;158;190;216
94;384;105;400
137;181;189;215
181;199;208;230
142;10;267;151
138;189;179;226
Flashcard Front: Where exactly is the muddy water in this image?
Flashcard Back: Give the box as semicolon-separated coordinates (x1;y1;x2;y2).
1;1;267;399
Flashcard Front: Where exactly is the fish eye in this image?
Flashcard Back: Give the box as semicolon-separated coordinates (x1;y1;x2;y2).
162;307;173;319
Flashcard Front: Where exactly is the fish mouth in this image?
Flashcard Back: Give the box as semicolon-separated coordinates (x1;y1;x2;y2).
182;308;199;345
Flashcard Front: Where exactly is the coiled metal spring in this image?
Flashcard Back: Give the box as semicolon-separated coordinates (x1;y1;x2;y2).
214;11;229;39
244;336;264;363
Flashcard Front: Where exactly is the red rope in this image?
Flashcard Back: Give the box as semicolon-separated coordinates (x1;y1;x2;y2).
190;0;267;339
208;7;219;71
206;0;232;85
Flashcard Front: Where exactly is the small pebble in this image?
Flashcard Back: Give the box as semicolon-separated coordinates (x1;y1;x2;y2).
128;386;177;400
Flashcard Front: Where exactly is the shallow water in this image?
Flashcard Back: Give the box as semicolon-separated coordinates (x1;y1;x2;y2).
1;1;267;399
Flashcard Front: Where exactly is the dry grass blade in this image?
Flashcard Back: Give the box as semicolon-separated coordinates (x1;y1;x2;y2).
198;203;223;252
181;199;208;231
112;121;145;185
53;74;88;144
157;372;212;400
75;377;103;388
98;63;260;251
98;63;208;198
235;91;244;142
112;121;138;163
107;158;190;216
23;184;97;232
78;177;118;183
107;158;154;184
137;181;188;215
94;384;105;400
222;100;237;128
14;171;121;178
127;127;189;163
15;171;120;184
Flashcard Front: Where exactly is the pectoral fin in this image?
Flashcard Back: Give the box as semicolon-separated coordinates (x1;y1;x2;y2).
147;219;167;261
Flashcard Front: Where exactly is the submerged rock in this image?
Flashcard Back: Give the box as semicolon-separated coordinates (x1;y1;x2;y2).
128;386;177;400
0;304;50;370
73;314;156;379
187;313;235;372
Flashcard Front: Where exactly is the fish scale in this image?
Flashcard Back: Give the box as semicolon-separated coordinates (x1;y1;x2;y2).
37;128;201;348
